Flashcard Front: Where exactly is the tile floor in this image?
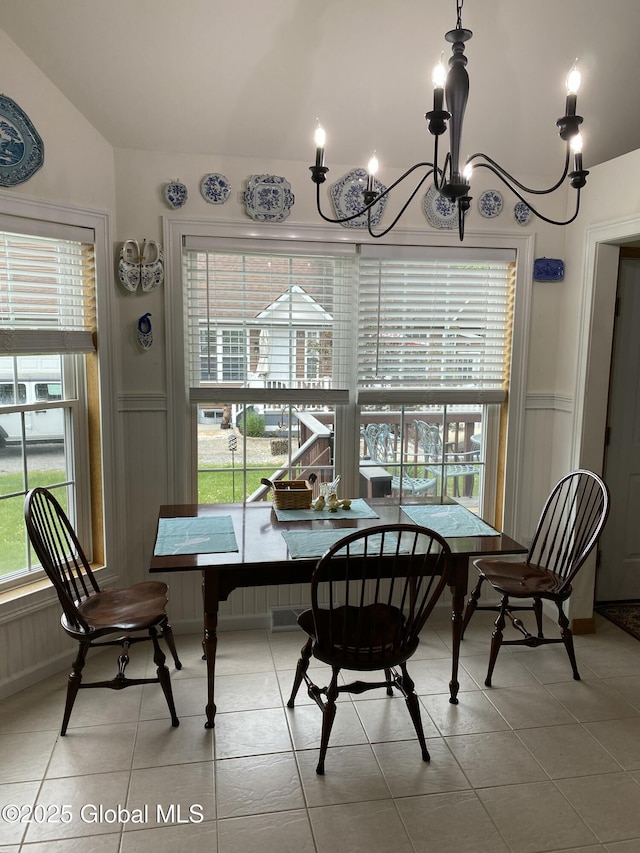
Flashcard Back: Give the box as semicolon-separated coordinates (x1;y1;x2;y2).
3;609;640;852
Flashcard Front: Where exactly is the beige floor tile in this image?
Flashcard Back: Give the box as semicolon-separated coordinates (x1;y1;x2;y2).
24;770;130;842
517;724;622;778
132;715;214;768
0;682;65;734
547;680;640;722
404;657;479;695
295;744;391;807
286;701;367;751
127;761;215;827
46;721;137;778
373;738;471;797
15;835;122;853
422;688;510;736
63;683;144;729
462;651;539;688
445;730;548;788
140;675;207;721
120;821;217;853
213;707;292;760
584;718;640;770
309;799;415;853
354;694;440;743
602;675;640;711
557;772;640;843
571;644;640;680
0;728;57;783
217;809;315;853
605;840;640;851
478;780;598;852
513;647;598;684
213;670;283;713
215;752;305;818
0;779;40;845
409;628;452;660
396;790;510;853
485;684;577;729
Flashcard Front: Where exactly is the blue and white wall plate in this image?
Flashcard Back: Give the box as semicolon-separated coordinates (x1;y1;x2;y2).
244;174;294;222
0;94;44;187
533;258;564;281
422;184;457;229
200;173;231;204
330;168;387;228
478;189;504;218
513;201;532;226
163;180;188;209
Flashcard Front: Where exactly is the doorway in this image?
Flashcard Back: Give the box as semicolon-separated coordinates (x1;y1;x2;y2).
596;251;640;602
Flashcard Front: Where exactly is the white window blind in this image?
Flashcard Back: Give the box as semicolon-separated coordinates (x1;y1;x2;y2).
357;246;515;405
0;231;96;354
184;241;354;404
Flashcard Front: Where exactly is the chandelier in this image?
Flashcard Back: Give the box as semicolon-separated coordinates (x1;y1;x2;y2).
309;0;588;241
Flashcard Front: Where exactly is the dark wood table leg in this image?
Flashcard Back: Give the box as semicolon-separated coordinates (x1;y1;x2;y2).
201;570;219;728
449;556;467;704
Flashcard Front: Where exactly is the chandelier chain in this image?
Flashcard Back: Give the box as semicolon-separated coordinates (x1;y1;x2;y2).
456;0;464;29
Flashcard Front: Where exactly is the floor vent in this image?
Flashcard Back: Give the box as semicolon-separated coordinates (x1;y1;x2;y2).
271;606;308;632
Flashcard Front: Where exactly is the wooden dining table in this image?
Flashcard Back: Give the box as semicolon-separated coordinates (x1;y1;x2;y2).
149;497;526;728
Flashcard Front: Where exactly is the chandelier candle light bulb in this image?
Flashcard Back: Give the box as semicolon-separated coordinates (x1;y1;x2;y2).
367;153;379;193
314;123;326;168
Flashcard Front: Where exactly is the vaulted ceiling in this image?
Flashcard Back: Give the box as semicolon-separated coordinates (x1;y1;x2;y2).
0;0;638;181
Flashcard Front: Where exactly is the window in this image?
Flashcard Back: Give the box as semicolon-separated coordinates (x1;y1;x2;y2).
182;237;515;517
0;228;96;584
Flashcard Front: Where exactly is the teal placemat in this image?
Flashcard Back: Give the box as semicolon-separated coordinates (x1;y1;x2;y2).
400;504;499;537
281;528;405;559
273;498;379;522
154;516;238;555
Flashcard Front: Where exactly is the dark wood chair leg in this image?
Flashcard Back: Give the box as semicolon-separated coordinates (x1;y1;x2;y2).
485;598;507;687
558;603;580;680
287;637;313;708
384;667;394;696
400;663;430;761
316;668;339;775
151;628;179;727
160;619;182;669
61;640;90;736
461;576;486;639
533;597;544;639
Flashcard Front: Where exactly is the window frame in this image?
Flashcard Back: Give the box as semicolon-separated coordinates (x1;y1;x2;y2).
0;192;117;601
165;218;534;537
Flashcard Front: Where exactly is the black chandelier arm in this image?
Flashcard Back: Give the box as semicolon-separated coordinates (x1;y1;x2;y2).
471;160;585;225
365;168;436;238
314;161;439;225
466;147;571;196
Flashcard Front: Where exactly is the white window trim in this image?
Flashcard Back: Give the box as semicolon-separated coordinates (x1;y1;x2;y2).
0;189;119;616
164;216;534;536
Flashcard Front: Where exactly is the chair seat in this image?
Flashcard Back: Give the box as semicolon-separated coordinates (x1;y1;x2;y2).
72;581;170;633
299;603;415;667
392;475;436;495
474;558;568;598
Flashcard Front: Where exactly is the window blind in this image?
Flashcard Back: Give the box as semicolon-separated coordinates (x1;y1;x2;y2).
0;231;96;354
184;244;354;404
357;247;515;405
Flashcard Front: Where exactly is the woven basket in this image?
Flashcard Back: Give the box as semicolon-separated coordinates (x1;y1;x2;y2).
271;480;313;510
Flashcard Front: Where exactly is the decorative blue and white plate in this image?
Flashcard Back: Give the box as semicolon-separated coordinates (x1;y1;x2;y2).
330;168;387;228
163;180;188;209
200;173;231;205
244;174;294;222
422;184;457;229
0;94;44;187
478;189;503;218
533;258;564;281
514;201;532;226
